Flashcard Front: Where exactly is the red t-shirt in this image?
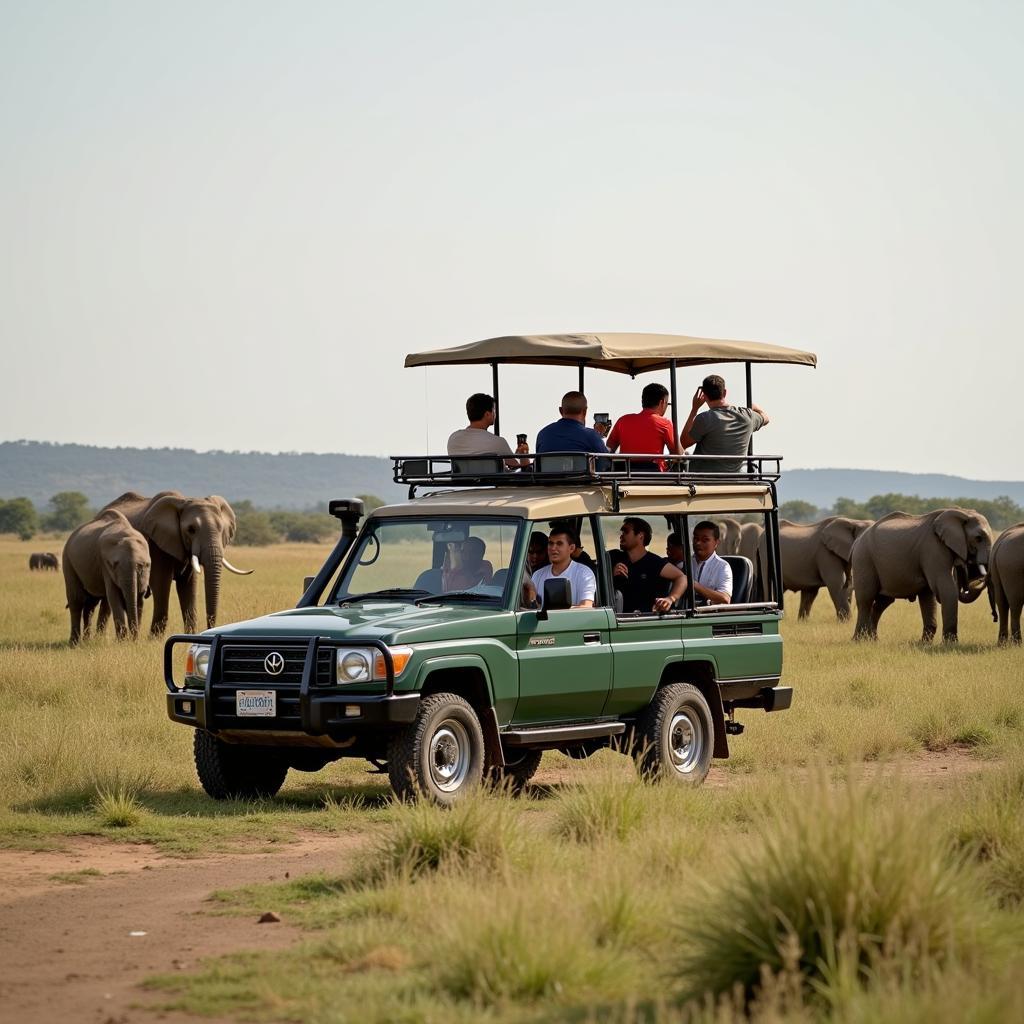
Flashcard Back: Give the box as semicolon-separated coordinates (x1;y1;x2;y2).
607;410;676;470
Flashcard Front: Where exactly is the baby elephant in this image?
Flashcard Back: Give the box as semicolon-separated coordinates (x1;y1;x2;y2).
63;509;152;644
29;552;60;571
988;524;1024;644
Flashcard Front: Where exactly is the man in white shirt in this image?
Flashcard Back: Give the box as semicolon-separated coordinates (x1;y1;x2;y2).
447;393;528;471
691;520;733;605
522;526;597;609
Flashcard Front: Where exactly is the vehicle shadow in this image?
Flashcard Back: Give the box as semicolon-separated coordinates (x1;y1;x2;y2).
915;641;992;656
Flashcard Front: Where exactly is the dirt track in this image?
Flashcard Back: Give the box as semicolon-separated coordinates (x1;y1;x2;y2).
0;750;985;1024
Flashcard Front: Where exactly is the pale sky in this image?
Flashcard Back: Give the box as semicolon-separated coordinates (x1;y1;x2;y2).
2;1;1021;478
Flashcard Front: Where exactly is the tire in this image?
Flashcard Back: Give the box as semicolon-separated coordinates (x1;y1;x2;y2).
632;683;714;784
193;731;289;800
387;693;485;804
488;748;543;794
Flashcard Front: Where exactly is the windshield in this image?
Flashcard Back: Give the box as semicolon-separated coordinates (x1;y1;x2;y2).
334;518;521;605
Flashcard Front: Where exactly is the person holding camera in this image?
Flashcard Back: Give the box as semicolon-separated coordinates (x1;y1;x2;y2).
447;393;529;470
535;391;610;456
679;374;769;474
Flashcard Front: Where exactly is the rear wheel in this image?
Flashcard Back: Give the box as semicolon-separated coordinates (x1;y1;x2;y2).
387;693;485;804
489;748;543;794
194;731;289;799
632;683;713;784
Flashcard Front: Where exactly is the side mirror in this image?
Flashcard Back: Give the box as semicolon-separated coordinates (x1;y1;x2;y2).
539;577;572;619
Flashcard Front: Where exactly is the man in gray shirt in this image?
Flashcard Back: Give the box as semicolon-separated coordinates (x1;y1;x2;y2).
680;374;769;474
447;393;528;471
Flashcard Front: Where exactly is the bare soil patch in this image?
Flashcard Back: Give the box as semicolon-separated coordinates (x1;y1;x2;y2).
0;832;366;1024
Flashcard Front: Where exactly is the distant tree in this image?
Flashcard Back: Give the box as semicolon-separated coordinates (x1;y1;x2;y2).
779;500;819;523
233;507;278;547
42;491;92;532
832;497;869;519
268;510;333;543
828;493;1024;532
0;497;39;540
357;493;386;514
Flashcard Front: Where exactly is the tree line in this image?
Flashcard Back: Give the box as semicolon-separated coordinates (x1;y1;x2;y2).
0;492;386;544
780;493;1023;531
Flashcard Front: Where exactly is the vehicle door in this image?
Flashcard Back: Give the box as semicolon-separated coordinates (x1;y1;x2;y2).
513;518;613;724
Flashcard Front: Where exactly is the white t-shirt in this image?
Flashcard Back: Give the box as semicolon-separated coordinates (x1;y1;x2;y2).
447;427;515;458
531;561;597;608
691;551;733;598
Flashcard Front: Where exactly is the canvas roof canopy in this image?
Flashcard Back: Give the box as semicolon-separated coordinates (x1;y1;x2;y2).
405;332;817;438
404;333;817;376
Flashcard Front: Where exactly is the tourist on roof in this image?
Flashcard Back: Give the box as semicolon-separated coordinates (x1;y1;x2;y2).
606;383;682;472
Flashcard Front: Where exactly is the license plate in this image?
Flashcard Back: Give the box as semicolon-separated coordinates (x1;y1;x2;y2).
236;690;276;717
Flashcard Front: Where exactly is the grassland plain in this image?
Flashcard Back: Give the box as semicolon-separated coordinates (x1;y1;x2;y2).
2;534;1024;1021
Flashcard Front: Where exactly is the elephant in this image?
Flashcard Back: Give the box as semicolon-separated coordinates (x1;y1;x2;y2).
715;517;742;556
778;517;873;621
29;552;60;571
738;522;763;566
103;491;252;636
62;509;151;644
988;524;1024;644
29;553;44;570
852;508;993;643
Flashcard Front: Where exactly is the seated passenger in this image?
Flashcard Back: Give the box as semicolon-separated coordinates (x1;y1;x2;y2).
609;517;686;613
679;374;769;474
442;537;494;591
526;531;549;574
666;531;686;571
536;391;610;458
447;393;529;471
522;526;596;609
689;520;733;605
606;383;682;472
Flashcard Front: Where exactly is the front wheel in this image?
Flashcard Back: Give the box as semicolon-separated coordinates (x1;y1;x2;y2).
387;693;485;804
193;731;289;799
632;683;714;784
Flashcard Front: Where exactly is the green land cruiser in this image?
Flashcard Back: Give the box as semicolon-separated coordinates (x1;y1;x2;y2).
164;455;791;803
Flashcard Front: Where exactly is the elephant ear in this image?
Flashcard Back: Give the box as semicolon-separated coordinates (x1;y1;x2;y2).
935;509;969;562
208;495;237;544
142;494;187;562
822;519;856;562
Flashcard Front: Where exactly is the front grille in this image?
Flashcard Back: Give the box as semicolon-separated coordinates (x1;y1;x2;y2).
220;644;335;685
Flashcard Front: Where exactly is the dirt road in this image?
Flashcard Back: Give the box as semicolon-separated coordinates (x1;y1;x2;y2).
0;834;365;1024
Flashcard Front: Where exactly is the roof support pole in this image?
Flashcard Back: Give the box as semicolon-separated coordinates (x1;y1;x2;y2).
578;362;585;394
491;360;500;435
745;359;754;460
669;359;679;436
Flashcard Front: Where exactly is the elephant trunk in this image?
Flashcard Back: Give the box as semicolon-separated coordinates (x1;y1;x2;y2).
956;562;989;604
119;563;140;638
202;547;224;630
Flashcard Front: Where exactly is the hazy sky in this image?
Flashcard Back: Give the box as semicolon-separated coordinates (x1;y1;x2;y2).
2;1;1021;478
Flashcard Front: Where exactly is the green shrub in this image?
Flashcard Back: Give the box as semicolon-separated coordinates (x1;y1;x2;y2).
678;773;994;1009
94;785;145;828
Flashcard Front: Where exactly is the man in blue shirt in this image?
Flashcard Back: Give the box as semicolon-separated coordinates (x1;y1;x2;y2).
536;392;611;457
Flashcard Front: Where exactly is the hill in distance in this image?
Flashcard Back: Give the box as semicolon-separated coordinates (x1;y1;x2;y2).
2;441;1022;512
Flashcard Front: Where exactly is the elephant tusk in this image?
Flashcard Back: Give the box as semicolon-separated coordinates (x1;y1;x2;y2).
191;554;203;576
223;557;254;576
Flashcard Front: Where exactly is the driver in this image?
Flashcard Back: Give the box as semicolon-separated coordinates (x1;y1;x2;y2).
442;536;494;591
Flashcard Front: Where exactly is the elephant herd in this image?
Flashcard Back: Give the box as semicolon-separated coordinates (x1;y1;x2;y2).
726;509;1024;646
61;491;252;645
29;552;60;571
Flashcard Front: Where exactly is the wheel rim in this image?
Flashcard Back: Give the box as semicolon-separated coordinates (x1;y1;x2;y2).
668;710;703;774
429;719;471;792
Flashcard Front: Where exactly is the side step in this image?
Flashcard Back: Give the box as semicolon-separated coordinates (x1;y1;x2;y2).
502;721;626;747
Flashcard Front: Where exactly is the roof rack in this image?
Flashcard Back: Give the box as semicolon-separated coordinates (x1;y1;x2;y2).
392;452;782;496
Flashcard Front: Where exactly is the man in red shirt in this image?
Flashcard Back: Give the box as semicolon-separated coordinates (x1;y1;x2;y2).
606;383;682;471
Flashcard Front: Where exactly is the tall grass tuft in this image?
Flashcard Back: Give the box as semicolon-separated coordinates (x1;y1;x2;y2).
367;790;525;880
678;770;995;1009
94;785;145;828
554;767;649;843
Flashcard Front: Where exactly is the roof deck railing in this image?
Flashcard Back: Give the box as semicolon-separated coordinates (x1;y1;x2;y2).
392;452;782;493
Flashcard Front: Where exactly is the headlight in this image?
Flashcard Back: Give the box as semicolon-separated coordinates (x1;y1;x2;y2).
335;646;413;684
185;643;211;680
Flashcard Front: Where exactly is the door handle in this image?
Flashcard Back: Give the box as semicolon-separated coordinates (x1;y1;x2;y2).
582;632;602;645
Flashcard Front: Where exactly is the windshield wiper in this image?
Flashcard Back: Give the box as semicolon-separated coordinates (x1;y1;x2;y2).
416;592;500;605
339;588;430;604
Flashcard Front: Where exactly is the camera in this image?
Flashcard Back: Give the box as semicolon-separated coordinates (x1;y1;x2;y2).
516;433;528;445
594;413;611;426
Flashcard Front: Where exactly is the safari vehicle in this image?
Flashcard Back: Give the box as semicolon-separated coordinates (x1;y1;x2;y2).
163;333;816;803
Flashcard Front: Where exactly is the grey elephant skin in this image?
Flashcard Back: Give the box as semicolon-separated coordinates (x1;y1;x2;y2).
988;523;1024;644
29;552;60;571
851;508;993;643
779;517;873;621
714;517;742;556
62;509;152;644
103;491;252;636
